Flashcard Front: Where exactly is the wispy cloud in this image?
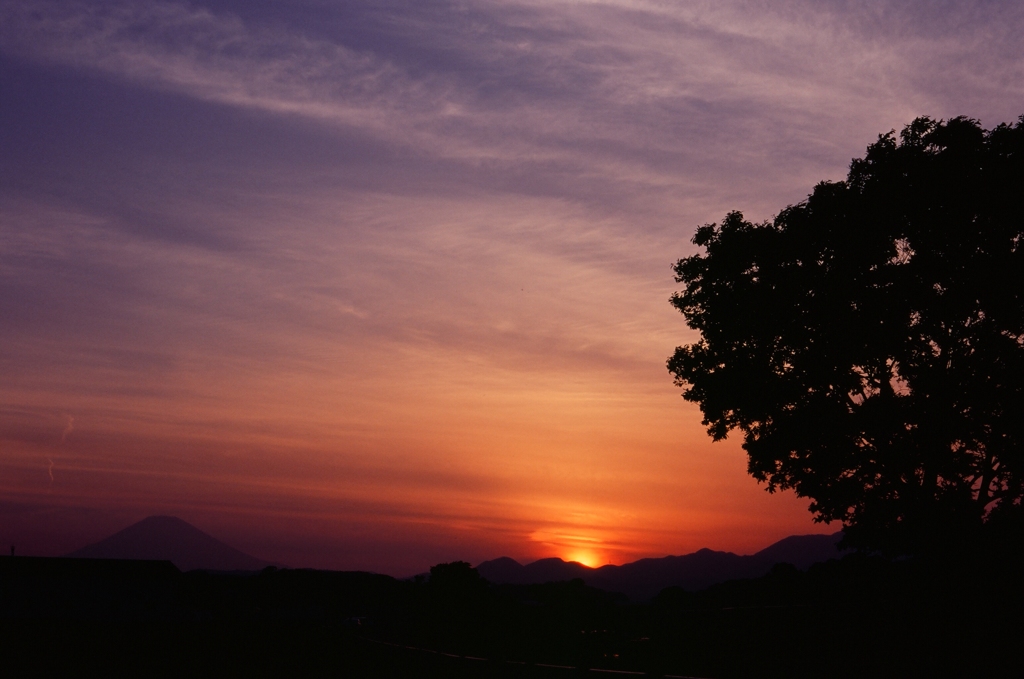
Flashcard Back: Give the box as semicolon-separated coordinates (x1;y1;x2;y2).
7;0;1020;210
2;0;1021;571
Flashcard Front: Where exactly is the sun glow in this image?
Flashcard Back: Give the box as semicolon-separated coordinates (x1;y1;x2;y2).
566;550;602;568
529;522;615;568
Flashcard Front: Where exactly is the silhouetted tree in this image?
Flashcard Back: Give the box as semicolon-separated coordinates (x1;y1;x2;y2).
668;116;1024;555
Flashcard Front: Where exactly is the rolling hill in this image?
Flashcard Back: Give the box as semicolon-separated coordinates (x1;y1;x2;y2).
477;532;846;600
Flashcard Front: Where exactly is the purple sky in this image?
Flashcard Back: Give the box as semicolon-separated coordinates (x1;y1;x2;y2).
2;0;1022;574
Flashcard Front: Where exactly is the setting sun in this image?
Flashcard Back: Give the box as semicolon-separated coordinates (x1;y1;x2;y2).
530;527;614;568
566;551;602;568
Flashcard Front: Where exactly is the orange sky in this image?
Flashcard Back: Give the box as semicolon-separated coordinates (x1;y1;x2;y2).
0;196;828;571
3;0;1018;574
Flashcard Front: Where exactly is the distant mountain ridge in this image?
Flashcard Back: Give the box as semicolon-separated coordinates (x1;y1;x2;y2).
477;532;846;601
67;516;276;572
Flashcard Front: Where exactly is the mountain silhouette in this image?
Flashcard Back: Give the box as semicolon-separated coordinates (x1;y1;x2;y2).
66;516;276;572
477;532;845;600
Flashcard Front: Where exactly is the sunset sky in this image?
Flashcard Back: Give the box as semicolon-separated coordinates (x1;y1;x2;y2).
2;0;1022;574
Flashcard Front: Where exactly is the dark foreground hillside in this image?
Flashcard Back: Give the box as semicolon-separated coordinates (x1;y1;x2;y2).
2;550;1021;678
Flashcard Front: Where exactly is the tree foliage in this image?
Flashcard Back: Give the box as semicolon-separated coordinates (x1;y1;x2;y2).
668;116;1024;554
